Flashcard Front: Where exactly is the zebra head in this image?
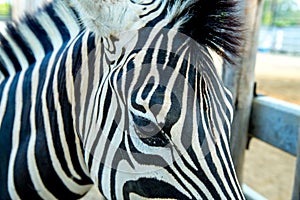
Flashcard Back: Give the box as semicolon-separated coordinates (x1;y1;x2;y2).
71;27;243;199
68;0;244;199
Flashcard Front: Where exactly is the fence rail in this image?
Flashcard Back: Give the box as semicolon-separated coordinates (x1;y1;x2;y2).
245;96;300;200
249;96;300;156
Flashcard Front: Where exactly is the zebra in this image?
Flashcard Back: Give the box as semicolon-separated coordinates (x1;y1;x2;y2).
0;0;244;199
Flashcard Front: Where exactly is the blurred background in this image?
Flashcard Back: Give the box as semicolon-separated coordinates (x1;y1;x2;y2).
244;1;300;199
0;0;299;199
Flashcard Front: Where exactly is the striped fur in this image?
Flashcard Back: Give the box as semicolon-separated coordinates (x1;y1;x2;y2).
0;0;244;199
0;0;82;82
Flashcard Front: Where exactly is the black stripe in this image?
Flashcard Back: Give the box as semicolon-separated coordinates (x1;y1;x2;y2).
96;118;120;199
196;74;209;146
140;1;163;18
218;133;244;198
130;0;155;6
25;16;53;53
6;23;36;65
82;36;98;138
0;33;22;72
144;2;167;28
71;32;96;79
164;165;199;199
0;75;19;200
33;31;84;198
206;79;229;142
123;178;190;200
45;5;71;42
0;57;10;78
87;85;113;169
35;92;82;199
14;65;42;199
56;38;93;185
207;150;232;199
38;54;83;199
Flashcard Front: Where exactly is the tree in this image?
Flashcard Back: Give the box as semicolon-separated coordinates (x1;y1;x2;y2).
262;0;300;26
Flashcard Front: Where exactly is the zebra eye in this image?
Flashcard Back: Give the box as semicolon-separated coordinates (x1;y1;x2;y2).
131;113;159;136
138;120;158;135
131;113;169;147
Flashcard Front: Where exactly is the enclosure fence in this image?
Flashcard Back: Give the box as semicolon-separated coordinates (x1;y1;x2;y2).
224;1;300;200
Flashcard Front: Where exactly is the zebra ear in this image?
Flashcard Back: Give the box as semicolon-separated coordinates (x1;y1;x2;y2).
178;0;244;65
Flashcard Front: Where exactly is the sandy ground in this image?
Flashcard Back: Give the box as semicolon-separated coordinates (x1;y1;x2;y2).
243;53;300;200
254;53;300;104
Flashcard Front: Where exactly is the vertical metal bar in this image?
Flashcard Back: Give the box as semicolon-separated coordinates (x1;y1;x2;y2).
292;129;300;200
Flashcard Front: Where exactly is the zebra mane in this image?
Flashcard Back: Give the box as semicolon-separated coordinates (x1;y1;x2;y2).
0;0;82;81
177;0;243;64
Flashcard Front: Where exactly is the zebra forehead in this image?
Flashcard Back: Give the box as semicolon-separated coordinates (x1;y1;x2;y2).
69;0;193;37
69;0;141;36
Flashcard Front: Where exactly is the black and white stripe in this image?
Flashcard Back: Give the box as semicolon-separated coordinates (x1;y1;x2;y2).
0;0;244;199
0;0;82;82
75;28;244;199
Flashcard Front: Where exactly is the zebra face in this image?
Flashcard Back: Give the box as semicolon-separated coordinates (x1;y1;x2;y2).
73;28;243;199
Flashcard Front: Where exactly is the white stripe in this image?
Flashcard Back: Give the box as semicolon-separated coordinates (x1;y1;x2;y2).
53;1;81;40
8;71;25;200
202;72;239;195
79;34;90;142
52;47;92;193
201;73;241;198
36;12;62;51
190;72;228;199
42;50;90;195
17;23;45;62
28;60;57;199
53;34;88;181
0;72;4;83
0;77;13;126
67;32;92;177
165;48;199;170
0;30;29;70
0;47;15;76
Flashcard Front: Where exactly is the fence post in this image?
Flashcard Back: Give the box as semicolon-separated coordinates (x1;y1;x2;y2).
222;0;264;183
292;130;300;200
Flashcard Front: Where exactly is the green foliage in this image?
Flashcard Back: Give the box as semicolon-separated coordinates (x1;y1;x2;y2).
261;0;300;27
0;3;10;17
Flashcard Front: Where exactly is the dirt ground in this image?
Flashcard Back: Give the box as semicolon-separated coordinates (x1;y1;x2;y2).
243;53;300;200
